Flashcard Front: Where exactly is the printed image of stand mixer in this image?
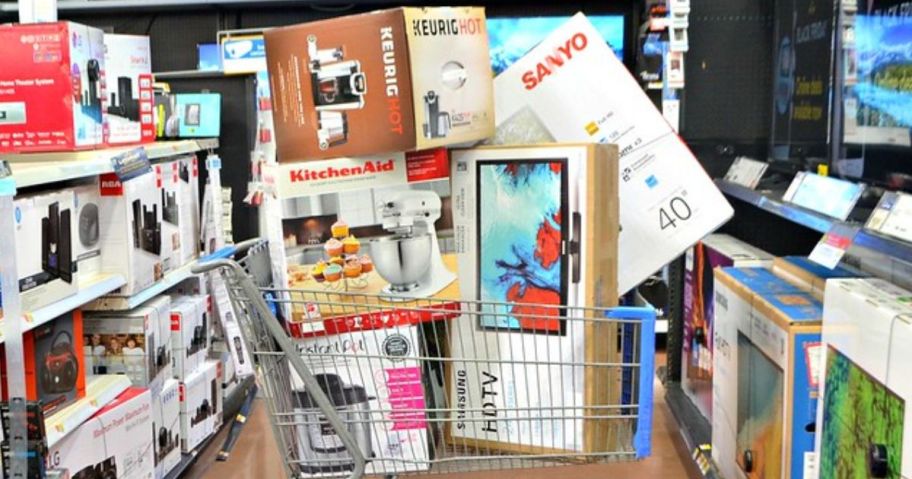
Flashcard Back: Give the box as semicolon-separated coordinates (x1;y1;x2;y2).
306;34;366;150
371;190;456;300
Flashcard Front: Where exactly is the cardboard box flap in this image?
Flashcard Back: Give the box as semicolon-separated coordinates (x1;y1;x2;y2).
754;291;822;327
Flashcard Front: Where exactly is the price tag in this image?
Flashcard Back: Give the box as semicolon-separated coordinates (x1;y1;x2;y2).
206;155;222;171
809;224;857;269
724;157;769;189
110;148;151;181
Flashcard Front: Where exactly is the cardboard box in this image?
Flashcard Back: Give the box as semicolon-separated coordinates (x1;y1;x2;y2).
174;93;221;137
491;13;732;294
813;278;912;478
294;323;428;476
0;310;86;416
0;22;105;153
156;161;185;272
73;181;104;283
13;189;79;312
682;234;773;422
264;7;493;161
103;34;154;145
179;360;222;453
712;267;822;479
170;295;210;381
83;296;172;391
772;256;863;300
49;387;154;479
447;143;621;453
174;156;201;265
153;379;181;479
97;170;164;295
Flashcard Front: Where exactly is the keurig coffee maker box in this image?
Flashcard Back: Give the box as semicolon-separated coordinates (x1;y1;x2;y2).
83;295;173;391
264;7;493;161
104;34;155;146
97;170;164;295
0;310;86;416
0;22;106;153
153;379;181;479
447;143;621;453
13;189;79;312
179;360;221;453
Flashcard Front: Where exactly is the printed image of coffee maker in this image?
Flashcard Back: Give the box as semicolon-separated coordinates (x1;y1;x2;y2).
306;34;366;150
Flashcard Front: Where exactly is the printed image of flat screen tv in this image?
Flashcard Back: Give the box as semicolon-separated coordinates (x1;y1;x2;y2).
487;15;625;76
476;159;568;334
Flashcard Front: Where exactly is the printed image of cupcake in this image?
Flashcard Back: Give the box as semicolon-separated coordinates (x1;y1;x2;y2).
324;238;343;257
331;220;349;239
343;258;362;278
311;261;327;283
359;255;373;273
342;235;360;254
329;256;345;266
324;264;343;282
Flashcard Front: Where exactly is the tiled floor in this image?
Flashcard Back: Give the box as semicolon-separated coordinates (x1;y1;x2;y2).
188;372;700;479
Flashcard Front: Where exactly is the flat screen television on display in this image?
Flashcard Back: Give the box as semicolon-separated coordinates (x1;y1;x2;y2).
487;15;625;75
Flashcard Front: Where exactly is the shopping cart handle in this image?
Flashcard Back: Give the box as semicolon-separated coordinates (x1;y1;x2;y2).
191;247;239;274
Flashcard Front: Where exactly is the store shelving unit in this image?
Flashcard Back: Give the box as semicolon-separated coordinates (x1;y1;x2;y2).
45;375;132;448
83;261;196;311
19;273;126;338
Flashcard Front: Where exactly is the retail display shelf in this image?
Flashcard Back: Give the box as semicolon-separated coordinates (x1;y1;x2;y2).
45;375;132;449
17;274;127;340
715;179;834;234
83;261;196;311
5;140;218;189
664;382;721;478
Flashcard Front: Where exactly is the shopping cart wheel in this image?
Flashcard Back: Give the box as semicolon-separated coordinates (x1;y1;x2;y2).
870;443;889;478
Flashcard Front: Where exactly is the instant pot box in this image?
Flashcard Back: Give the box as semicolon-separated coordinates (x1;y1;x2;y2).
294;322;428;476
179;360;222;453
772;255;863;300
0;22;105;153
682;234;773;423
13;189;78;312
712;267;822;479
153;379;181;479
0;310;86;416
264;7;493;161
97;170;164;295
170;295;211;381
83;295;173;390
492;12;732;294
104;34;155;145
447;143;622;453
49;387;154;479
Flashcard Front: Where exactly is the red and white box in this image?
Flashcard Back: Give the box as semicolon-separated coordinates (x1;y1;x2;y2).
0;22;106;153
103;34;154;145
179;360;222;453
169;294;211;381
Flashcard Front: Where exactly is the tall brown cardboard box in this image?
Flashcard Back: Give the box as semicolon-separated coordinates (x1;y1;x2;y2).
264;7;494;162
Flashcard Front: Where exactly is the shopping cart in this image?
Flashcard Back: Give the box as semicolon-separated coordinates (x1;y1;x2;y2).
193;239;656;478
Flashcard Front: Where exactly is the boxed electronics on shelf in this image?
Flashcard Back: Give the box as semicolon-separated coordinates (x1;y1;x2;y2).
170;294;211;380
263;148;458;337
104;34;155;145
815;277;912;478
49;387;155;479
98;169;164;295
294;321;428;476
175;93;222;138
264;7;494;161
180;359;222;453
175;156;201;265
490;12;732;294
0;22;105;153
156;158;201;272
712;266;822;479
682;234;773;423
13;189;79;311
771;255;863;300
0;310;86;416
447;143;621;453
73;180;105;284
153;379;181;479
83;295;173;390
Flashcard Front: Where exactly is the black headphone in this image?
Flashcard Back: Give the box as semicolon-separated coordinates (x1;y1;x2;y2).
39;330;79;395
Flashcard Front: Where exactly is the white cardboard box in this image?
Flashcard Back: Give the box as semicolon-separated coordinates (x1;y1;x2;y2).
153;379;181;479
174;156;201;264
103;34;154;145
491;12;732;294
179;360;222;453
83;295;172;391
156;161;182;272
13;189;79;311
48;387;155;479
97;171;164;295
294;324;428;476
170;295;210;381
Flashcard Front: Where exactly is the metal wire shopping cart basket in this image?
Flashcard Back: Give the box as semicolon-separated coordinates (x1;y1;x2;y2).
193;239;657;478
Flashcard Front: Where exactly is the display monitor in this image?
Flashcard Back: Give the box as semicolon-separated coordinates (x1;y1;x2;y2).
487;15;625;75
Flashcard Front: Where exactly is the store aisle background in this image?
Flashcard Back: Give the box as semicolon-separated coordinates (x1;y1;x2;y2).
187;354;699;479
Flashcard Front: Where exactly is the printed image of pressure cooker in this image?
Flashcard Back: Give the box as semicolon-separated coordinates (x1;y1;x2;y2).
295;374;373;474
39;330;79;395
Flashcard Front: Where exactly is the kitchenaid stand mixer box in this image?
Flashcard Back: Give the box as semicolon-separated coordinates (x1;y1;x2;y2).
447;143;621;453
0;22;106;153
103;34;154;145
491;12;732;294
264;7;493;161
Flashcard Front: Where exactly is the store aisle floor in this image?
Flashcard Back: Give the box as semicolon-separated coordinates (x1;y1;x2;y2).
189;370;699;479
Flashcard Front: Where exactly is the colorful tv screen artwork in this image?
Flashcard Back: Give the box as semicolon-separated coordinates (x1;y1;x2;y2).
487;15;626;76
820;346;904;478
477;159;568;334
